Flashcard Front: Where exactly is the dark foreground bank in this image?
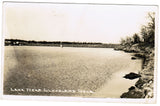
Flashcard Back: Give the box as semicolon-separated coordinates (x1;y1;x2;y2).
115;45;154;98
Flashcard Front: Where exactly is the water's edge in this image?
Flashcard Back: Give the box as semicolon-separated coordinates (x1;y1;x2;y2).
120;51;154;98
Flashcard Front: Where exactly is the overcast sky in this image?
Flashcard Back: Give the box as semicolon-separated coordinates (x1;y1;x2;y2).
3;2;157;43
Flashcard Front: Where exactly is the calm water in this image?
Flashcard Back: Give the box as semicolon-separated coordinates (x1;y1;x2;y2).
4;46;142;98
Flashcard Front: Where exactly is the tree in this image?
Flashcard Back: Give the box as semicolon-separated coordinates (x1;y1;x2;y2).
120;38;126;46
141;12;155;47
133;33;140;44
125;36;133;46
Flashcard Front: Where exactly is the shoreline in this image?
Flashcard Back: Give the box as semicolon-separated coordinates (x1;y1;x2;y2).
115;46;155;98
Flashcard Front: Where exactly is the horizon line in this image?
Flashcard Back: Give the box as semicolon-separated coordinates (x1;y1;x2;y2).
5;38;120;44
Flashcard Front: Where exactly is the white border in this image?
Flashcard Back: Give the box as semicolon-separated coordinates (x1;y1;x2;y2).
0;0;159;104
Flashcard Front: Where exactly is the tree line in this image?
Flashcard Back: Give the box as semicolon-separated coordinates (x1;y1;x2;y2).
5;39;118;48
120;12;155;50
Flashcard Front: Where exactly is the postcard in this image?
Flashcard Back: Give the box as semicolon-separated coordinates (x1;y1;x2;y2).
1;1;158;103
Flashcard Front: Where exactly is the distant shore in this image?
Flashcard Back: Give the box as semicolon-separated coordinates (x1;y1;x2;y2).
5;39;119;48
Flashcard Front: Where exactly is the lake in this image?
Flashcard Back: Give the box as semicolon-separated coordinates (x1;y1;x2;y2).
3;46;142;98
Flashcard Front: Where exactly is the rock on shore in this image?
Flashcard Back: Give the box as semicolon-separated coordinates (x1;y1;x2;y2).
123;72;141;80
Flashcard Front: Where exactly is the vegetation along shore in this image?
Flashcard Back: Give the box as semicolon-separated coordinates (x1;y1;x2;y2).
114;12;155;98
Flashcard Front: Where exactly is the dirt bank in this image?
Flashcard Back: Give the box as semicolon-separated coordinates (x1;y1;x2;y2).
119;47;155;98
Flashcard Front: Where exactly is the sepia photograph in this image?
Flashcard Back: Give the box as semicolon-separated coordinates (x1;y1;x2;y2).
1;1;158;102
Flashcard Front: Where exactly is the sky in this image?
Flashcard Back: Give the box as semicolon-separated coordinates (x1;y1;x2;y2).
3;2;157;43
